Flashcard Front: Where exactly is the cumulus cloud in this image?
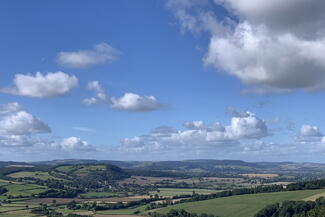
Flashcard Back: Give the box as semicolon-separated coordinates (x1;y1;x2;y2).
1;72;78;98
120;110;268;153
168;0;325;92
0;102;97;159
214;0;325;36
294;124;325;154
204;23;325;91
50;137;95;152
0;103;50;136
299;125;323;137
111;93;163;112
83;81;164;112
57;43;120;68
0;102;50;147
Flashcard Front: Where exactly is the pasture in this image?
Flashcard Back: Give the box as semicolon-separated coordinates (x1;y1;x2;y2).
7;171;57;180
153;189;325;217
0;181;47;199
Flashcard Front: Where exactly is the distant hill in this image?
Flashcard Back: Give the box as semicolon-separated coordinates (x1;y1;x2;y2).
52;164;130;181
0;159;323;175
0;161;32;168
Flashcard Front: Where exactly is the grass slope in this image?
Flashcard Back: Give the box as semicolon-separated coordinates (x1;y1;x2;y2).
7;171;57;180
0;181;47;200
154;189;325;217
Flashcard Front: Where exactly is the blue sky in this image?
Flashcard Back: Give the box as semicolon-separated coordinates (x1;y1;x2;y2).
1;0;325;162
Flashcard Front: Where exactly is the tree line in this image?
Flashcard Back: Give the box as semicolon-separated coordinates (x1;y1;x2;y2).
153;178;325;210
0;186;7;195
148;209;219;217
255;196;325;217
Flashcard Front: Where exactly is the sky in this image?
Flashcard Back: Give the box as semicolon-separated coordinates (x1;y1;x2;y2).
2;0;325;162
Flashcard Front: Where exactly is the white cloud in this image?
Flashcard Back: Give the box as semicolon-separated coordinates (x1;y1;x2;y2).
82;81;106;105
0;103;97;158
120;110;268;153
87;81;106;100
57;43;120;68
111;93;163;112
51;137;94;152
0;102;50;137
83;81;163;112
293;124;325;154
0;135;36;147
299;125;323;137
1;72;78;98
168;0;325;92
82;97;98;105
204;22;325;91
229;112;268;139
0;102;50;147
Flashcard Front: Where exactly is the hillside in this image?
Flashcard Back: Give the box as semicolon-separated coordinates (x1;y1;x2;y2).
11;159;325;175
153;189;325;217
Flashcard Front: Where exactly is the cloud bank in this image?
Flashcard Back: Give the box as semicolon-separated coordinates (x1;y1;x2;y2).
0;102;95;157
120;110;268;154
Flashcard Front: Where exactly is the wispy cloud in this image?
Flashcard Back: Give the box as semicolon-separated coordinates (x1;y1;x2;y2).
57;43;120;68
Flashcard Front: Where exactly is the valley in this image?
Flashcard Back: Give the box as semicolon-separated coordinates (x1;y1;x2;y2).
1;160;325;216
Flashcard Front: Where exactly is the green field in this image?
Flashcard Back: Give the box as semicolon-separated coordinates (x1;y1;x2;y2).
0;209;37;217
153;189;325;217
0;181;47;199
7;171;57;180
55;165;73;172
150;188;218;197
96;205;147;215
55;165;106;177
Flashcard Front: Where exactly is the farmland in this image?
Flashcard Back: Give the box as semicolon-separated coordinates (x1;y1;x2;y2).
149;188;218;197
7;171;58;180
153;189;325;217
0;181;47;200
1;159;325;216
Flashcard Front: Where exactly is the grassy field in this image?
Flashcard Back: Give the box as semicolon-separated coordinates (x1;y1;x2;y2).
0;181;47;199
153;189;325;217
7;171;57;180
0;202;39;217
0;209;37;217
55;165;73;172
150;188;218;197
304;191;325;201
55;165;106;177
96;205;147;215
